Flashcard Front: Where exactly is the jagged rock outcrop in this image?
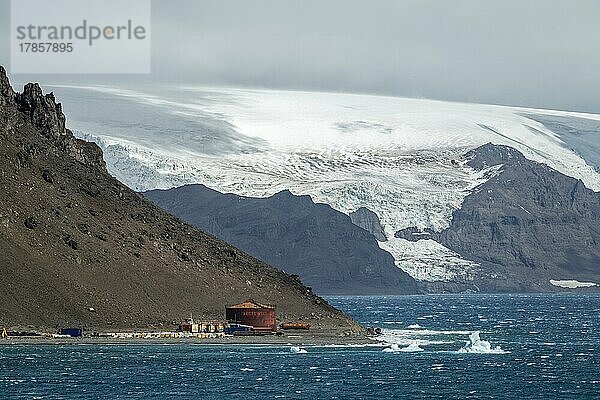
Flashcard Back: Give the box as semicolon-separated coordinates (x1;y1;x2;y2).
144;185;418;295
395;143;600;292
16;83;67;137
394;226;437;242
2;68;105;170
0;69;15;106
0;66;363;333
349;207;387;241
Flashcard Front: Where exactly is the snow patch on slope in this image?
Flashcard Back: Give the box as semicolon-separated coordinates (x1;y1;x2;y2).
549;280;597;289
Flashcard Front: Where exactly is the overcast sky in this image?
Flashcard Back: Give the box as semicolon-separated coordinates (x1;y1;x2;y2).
1;0;600;113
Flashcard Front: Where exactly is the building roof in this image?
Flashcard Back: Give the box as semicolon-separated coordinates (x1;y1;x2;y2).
226;299;275;309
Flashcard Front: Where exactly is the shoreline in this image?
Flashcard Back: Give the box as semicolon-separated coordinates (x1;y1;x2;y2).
0;332;377;346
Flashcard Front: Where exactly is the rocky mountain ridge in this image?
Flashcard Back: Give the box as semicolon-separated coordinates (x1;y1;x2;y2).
0;66;362;333
396;143;600;292
144;185;418;295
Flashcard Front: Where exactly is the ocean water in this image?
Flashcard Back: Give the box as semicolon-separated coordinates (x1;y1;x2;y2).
1;294;599;399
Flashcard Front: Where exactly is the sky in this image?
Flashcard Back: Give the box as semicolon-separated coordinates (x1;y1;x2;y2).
1;0;600;113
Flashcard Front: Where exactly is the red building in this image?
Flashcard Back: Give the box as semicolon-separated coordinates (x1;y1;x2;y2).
225;300;276;332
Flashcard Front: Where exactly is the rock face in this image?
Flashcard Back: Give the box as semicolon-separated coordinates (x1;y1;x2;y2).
144;185;418;295
394;226;435;242
349;207;387;241
0;66;362;333
396;143;600;292
16;83;66;137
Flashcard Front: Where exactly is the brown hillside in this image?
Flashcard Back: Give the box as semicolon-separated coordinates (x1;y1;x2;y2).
0;66;361;334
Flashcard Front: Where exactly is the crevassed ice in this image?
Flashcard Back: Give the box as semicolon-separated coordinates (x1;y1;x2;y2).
53;85;600;283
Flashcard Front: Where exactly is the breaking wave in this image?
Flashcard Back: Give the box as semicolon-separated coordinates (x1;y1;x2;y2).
382;341;425;353
290;346;308;354
458;331;509;354
319;343;384;348
377;328;468;347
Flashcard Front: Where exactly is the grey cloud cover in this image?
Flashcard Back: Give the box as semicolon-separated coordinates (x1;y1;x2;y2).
1;0;599;112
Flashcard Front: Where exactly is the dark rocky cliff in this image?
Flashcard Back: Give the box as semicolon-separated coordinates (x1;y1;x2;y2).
0;66;362;333
396;143;600;292
144;185;418;295
349;207;387;242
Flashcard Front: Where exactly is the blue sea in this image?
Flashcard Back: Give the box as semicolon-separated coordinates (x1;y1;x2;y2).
1;294;599;399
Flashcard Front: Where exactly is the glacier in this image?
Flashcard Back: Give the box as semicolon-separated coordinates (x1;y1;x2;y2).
47;84;600;283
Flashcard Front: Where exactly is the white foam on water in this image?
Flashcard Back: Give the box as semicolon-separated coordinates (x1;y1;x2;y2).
380;328;471;341
407;324;422;329
377;328;463;347
382;344;400;353
397;341;425;353
320;343;385;348
457;331;509;354
382;343;421;353
290;346;308;354
240;368;254;372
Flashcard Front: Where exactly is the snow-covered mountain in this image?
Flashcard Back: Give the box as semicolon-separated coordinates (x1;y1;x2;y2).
48;84;600;283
